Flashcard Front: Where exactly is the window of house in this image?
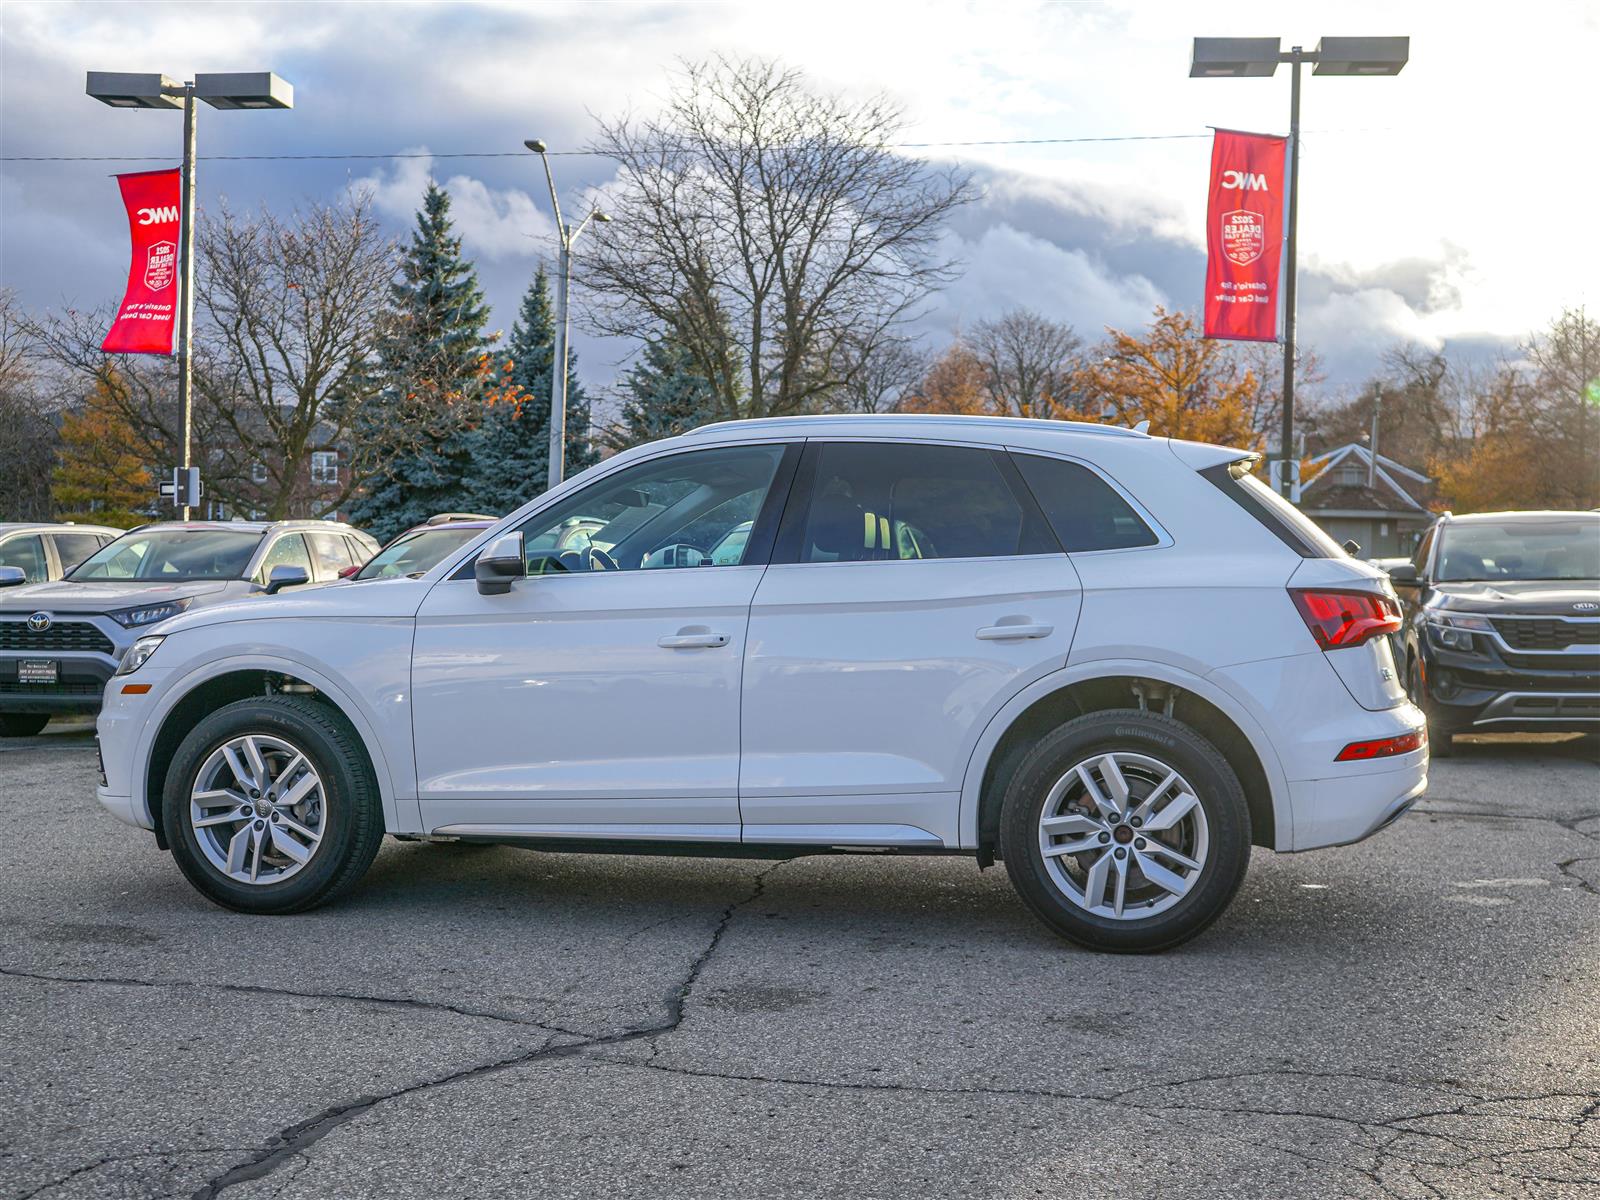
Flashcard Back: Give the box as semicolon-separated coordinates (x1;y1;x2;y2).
250;463;269;484
311;452;339;485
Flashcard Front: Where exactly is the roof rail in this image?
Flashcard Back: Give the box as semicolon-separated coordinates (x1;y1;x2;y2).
684;414;1147;440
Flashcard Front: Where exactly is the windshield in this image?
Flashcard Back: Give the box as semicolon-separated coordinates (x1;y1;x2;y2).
1436;519;1600;582
69;529;262;581
355;526;483;580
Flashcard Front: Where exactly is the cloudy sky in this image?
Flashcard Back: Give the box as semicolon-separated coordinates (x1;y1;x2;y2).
2;0;1595;408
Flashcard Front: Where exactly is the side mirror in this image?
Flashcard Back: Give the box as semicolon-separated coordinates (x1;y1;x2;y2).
475;531;526;595
1385;562;1419;585
0;567;26;588
337;564;361;579
264;564;311;595
1342;539;1362;556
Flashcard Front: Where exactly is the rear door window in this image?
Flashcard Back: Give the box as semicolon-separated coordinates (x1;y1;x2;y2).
49;532;105;572
1009;453;1159;552
788;442;1056;563
305;531;355;580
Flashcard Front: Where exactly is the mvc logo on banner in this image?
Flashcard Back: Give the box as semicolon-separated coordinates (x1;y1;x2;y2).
1203;130;1287;343
101;168;181;355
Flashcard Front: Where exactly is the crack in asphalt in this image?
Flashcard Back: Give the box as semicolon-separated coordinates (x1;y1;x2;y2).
0;966;588;1040
11;1148;257;1200
179;860;783;1200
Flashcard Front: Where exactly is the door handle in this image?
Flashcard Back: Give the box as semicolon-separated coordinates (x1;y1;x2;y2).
658;631;730;649
976;622;1054;641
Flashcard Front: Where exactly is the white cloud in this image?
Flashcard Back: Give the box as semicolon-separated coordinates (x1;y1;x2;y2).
351;152;558;261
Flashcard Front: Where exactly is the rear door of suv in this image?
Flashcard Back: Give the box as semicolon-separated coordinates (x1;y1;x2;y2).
738;439;1083;847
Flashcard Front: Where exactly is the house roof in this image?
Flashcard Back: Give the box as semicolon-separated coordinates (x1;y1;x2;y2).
1302;443;1431;516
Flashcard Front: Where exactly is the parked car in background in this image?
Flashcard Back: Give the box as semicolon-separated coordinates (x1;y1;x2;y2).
0;523;122;584
1387;510;1600;754
96;415;1426;952
341;514;496;581
0;520;377;736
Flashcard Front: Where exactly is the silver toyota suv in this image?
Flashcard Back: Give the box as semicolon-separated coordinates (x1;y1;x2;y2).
0;520;377;736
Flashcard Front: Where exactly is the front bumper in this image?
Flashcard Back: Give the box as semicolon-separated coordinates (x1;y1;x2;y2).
1422;640;1599;734
0;614;126;714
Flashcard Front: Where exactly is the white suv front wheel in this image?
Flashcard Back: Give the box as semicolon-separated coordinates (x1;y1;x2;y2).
1000;710;1251;952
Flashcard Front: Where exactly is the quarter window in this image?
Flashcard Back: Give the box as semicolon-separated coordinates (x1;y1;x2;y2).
795;443;1054;563
515;444;789;573
1010;453;1159;552
305;531;355;578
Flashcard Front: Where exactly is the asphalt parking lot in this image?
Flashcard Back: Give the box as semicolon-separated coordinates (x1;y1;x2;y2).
1;723;1596;1200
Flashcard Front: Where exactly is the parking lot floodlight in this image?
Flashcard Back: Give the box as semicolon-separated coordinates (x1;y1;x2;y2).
1189;37;1282;78
1313;37;1410;76
86;72;183;109
193;72;294;110
525;139;547;154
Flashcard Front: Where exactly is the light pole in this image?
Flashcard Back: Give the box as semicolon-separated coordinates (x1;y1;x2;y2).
524;139;610;491
1190;37;1408;499
87;71;293;518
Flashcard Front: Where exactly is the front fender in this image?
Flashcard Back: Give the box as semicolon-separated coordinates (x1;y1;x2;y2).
114;620;418;835
955;658;1293;852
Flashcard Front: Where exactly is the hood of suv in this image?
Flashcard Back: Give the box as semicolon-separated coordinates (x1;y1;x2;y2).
0;579;235;614
1428;578;1600;616
160;574;434;635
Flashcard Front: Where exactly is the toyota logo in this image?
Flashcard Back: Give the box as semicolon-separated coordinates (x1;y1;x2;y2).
26;612;51;633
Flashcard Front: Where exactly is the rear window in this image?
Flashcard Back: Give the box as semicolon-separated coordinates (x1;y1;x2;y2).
1010;453;1159;552
1201;459;1344;558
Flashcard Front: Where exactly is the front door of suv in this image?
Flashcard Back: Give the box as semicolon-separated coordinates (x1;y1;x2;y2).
739;440;1083;847
412;442;798;839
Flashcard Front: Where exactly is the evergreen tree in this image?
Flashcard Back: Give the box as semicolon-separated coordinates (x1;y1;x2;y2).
463;267;598;513
604;333;720;453
348;182;492;540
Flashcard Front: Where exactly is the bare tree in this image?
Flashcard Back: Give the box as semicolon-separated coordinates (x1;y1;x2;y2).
197;195;396;518
580;56;974;419
823;332;927;413
0;290;60;521
966;308;1081;418
32;196;395;520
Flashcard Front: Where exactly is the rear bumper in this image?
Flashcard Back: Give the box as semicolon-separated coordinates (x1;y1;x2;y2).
1288;755;1429;850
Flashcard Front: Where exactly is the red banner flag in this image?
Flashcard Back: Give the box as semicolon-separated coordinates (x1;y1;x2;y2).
102;168;181;355
1203;129;1287;342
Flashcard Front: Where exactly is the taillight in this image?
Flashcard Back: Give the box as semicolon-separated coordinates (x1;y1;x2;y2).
1289;588;1401;650
1335;728;1427;762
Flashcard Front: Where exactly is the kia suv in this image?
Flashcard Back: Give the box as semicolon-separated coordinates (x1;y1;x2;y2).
1387;510;1600;754
0;520;377;736
94;417;1427;951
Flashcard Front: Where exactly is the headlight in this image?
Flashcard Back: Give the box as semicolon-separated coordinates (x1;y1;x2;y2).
108;599;190;628
1426;612;1492;651
115;635;165;676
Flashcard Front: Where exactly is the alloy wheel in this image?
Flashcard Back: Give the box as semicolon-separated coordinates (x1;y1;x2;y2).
1036;751;1210;920
188;733;327;885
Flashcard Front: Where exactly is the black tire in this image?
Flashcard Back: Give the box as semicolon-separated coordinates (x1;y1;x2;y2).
162;696;384;914
1000;709;1251;953
0;713;51;738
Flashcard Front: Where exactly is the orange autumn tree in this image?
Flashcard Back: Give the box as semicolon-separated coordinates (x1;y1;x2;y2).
909;343;989;414
1069;308;1269;450
52;372;151;528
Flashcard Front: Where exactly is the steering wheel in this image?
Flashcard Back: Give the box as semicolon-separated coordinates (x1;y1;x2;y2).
587;547;619;572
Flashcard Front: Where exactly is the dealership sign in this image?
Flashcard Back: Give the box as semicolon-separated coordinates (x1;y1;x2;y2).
101;168;181;355
1203;130;1287;342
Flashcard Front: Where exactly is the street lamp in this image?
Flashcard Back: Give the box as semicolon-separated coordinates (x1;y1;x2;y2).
87;70;293;518
524;139;611;491
1190;36;1408;499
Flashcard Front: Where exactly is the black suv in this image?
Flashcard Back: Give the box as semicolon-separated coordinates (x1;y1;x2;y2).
1387;510;1599;754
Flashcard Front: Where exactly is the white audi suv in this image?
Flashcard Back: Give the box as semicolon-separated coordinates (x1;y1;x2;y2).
95;416;1428;951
